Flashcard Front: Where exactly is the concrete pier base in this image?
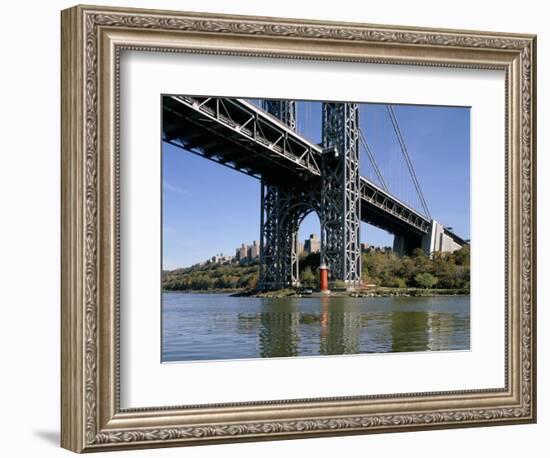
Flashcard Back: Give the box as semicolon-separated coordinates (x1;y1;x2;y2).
393;220;464;257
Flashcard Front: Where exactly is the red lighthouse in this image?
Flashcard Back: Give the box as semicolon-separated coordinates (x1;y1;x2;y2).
319;263;330;294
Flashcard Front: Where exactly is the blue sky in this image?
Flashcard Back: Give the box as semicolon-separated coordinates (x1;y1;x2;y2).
162;101;470;269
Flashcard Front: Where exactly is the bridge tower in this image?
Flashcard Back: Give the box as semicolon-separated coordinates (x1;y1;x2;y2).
259;100;303;289
259;100;361;290
321;103;362;287
262;99;297;130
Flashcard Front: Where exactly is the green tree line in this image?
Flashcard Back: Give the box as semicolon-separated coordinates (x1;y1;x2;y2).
361;246;470;290
162;246;470;292
163;262;259;291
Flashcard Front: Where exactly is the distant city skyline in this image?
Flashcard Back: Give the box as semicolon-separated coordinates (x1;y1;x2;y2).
187;235;390;270
163;100;470;270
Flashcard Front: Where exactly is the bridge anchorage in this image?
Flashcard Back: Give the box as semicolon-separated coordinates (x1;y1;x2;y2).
162;95;469;291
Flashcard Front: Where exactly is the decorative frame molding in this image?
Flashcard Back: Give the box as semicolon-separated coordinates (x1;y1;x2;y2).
61;4;536;453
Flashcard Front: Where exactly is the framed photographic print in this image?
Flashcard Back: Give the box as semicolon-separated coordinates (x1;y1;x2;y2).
61;4;537;453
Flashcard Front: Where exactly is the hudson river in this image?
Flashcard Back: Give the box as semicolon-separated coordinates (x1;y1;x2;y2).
162;293;470;362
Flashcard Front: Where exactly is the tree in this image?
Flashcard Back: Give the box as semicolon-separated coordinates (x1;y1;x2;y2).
397;256;416;286
301;266;316;287
361;265;371;284
414;272;438;289
453;245;470;266
386;276;407;288
432;253;458;288
246;273;258;289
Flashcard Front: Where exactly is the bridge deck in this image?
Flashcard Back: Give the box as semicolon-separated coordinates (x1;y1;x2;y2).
163;95;467;240
163;95;321;186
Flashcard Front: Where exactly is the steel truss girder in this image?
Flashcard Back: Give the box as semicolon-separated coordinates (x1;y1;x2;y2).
360;178;431;234
166;95;321;179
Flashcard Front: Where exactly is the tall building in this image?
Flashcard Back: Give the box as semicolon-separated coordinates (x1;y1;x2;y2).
304;233;320;254
235;240;260;262
250;240;260;259
237;243;248;261
295;240;304;256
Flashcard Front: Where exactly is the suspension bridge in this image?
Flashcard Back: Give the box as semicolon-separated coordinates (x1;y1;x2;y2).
163;95;467;290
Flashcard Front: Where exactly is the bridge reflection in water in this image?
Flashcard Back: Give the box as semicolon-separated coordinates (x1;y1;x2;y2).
258;302;301;358
318;296;362;356
161;293;470;362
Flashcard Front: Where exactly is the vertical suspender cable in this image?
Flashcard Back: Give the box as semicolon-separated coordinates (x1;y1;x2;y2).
386;105;431;219
358;128;389;192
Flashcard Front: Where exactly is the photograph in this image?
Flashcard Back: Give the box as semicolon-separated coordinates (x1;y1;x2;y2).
161;95;471;362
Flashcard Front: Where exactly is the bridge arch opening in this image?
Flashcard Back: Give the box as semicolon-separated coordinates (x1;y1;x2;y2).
292;209;322;288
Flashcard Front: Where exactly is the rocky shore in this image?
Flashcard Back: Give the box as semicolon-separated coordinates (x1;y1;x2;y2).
232;287;469;299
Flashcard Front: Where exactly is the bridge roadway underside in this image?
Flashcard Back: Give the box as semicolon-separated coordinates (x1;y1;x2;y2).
360;199;425;247
163;95;320;187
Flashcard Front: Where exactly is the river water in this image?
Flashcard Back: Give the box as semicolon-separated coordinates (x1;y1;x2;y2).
162;292;470;362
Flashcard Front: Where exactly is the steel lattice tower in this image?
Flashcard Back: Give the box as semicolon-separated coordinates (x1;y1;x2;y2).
321;102;361;286
259;100;302;289
259;100;361;290
262;99;297;130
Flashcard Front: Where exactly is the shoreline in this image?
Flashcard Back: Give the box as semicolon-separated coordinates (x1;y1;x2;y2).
237;288;469;299
162;288;240;295
163;287;469;298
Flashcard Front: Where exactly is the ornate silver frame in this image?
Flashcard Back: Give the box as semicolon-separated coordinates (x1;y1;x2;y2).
61;4;537;453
